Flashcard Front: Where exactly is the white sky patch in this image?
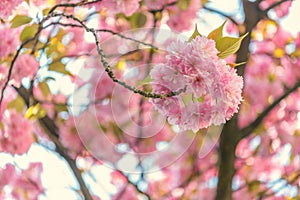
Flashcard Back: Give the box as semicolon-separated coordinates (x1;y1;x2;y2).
280;0;300;36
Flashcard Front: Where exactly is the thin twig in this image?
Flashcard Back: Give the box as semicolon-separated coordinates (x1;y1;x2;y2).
0;28;43;106
203;6;239;26
263;0;293;13
49;12;185;99
15;86;93;200
48;0;102;14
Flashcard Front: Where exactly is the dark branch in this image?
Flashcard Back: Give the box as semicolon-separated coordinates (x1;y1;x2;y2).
203;6;239;26
263;0;293;13
241;81;300;138
48;0;102;14
49;12;185;99
0;29;42;106
15;86;93;200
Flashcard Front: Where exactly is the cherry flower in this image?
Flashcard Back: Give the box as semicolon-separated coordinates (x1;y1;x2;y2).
150;36;243;132
0;24;20;59
94;0;141;17
166;0;202;31
259;0;292;18
0;109;34;155
0;163;44;200
0;63;8;90
10;54;39;87
0;0;22;19
58;116;84;158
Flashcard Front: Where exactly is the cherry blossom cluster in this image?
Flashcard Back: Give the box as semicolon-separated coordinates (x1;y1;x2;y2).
0;163;44;199
150;36;243;132
0;0;22;19
0;109;34;155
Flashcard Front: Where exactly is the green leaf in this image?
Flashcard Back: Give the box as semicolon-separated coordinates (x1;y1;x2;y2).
23;40;45;50
7;96;25;113
136;75;152;87
25;103;47;120
182;93;193;106
178;0;191;11
216;33;248;59
195;95;205;103
49;61;71;75
54;104;68;113
43;8;51;16
11;15;32;28
248;180;261;192
188;24;201;42
20;24;39;42
207;21;226;42
38;81;51;98
130;13;147;28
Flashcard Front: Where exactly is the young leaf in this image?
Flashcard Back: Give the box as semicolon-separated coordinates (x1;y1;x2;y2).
54;104;68;113
195;95;205;103
7;96;25;113
182;93;193;106
11;15;32;28
25;103;46;120
38;81;51;98
216;33;248;59
49;61;71;75
23;40;45;50
188;25;202;42
20;24;39;42
43;8;51;16
207;20;226;42
178;0;191;11
130;13;147;28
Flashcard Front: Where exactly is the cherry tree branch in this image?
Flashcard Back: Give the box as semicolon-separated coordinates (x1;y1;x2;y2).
263;0;293;14
16;86;93;200
48;0;102;14
49;12;185;99
116;170;152;200
216;1;297;199
259;172;300;198
203;6;239;26
0;28;43;106
241;81;300;138
43;22;158;49
216;1;263;199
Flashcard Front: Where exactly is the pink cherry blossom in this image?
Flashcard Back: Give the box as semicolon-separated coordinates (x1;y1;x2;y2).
166;0;202;31
0;109;34;155
112;184;138;200
259;0;292;18
94;0;141;16
150;36;243;132
0;0;22;19
0;163;15;188
12;163;44;200
58;116;84;158
144;0;168;10
65;27;96;56
0;63;8;90
0;24;20;59
0;163;44;200
10;54;39;87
